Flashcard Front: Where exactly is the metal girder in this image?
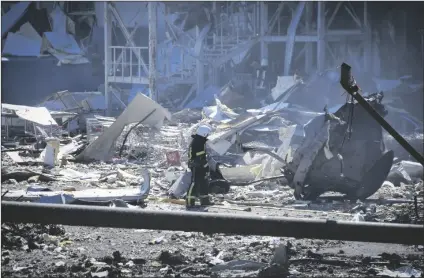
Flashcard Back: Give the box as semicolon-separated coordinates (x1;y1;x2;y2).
2;201;423;245
262;30;363;43
114;21;144;68
104;2;111;116
304;2;313;71
327;2;343;29
344;3;362;29
148;2;158;101
196;26;205;95
317;2;326;72
260;1;268;67
363;2;372;73
267;2;285;35
108;2;149;76
211;37;260;68
340;63;424;166
283;2;305;75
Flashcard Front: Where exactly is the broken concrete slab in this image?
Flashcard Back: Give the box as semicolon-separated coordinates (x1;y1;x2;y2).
76;93;172;162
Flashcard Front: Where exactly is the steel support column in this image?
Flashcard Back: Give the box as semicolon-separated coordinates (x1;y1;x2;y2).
363;2;372;74
317;2;326;72
148;2;158;101
2;202;423;245
260;1;268;67
104;2;112;116
196;26;205;96
283;2;305;75
304;2;313;73
164;5;170;77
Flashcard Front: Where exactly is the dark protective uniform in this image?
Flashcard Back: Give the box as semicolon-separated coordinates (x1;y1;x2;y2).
186;134;211;207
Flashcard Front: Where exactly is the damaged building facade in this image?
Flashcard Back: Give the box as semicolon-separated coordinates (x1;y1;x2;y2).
1;2;424;278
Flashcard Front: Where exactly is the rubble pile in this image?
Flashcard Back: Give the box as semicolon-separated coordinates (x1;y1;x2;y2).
2;64;424;277
1;223;65;251
2;224;423;278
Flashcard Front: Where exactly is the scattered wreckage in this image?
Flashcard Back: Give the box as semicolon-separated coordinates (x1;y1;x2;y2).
170;91;396;201
2;63;423;207
170;63;422;201
283;92;394;200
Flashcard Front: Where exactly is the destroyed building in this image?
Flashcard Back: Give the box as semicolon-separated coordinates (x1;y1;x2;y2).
1;1;424;278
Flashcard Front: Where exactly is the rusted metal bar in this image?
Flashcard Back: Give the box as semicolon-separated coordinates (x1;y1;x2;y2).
340;63;424;166
2;201;423;245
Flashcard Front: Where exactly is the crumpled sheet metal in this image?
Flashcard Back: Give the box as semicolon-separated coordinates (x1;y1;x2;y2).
76;93;171;162
2;103;58;126
270;75;298;101
4;169;151;204
259;125;297;178
202;97;239;123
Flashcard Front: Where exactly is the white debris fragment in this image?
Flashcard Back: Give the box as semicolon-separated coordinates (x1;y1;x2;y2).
378;266;422;278
117;168;137;181
352;213;365;222
91;270;109;278
107;175;117;184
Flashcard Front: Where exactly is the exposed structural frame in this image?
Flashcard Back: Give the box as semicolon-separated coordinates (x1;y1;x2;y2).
104;2;156;115
102;2;373;114
261;1;372;75
2;202;423;245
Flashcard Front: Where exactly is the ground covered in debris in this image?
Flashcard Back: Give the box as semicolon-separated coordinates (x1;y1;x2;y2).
2;104;424;277
2;207;424;278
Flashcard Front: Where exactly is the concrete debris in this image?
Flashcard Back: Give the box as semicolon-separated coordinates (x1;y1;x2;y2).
387;160;424;186
1;0;423;274
76;93;172;162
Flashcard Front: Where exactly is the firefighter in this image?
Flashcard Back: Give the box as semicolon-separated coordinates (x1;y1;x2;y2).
186;124;214;208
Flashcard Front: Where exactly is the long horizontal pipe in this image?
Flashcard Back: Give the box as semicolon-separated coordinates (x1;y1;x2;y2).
2;202;423;245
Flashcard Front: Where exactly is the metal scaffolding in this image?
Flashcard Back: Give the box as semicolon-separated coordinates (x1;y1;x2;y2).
2;202;423;245
103;2;374;111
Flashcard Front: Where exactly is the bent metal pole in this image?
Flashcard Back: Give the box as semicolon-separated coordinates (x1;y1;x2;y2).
2;202;423;245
